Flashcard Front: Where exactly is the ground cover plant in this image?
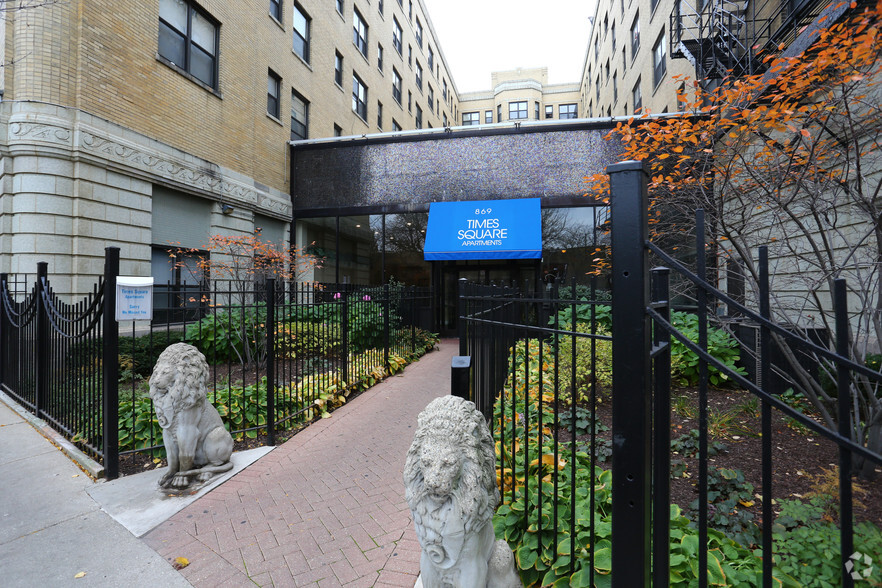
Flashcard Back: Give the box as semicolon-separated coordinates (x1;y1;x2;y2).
492;338;882;587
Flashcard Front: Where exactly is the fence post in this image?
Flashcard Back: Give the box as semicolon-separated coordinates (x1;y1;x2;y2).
102;247;120;481
35;262;49;419
650;267;671;588
266;277;276;447
383;284;390;370
341;290;349;384
834;278;854;588
0;273;6;387
608;160;651;587
458;278;468;357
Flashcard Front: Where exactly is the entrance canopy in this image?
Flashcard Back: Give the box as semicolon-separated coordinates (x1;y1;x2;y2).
423;198;542;260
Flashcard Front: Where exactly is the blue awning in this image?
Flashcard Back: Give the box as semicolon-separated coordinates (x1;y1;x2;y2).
423;198;542;260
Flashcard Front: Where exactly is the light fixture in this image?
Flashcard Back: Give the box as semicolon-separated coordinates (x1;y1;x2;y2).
221;203;234;215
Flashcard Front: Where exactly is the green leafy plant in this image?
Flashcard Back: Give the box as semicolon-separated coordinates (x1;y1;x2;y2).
555;325;613;405
688;468;760;549
669;312;747;387
347;297;398;352
671;428;728;459
185;303;270;365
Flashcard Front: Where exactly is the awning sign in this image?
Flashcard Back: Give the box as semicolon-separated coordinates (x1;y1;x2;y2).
115;277;154;321
423;198;542;260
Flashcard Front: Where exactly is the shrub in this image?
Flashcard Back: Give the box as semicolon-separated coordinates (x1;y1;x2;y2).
555;324;613;405
185;304;269;365
275;321;342;358
669;312;746;387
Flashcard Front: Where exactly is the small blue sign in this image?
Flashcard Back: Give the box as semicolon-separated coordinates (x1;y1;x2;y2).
423;198;542;260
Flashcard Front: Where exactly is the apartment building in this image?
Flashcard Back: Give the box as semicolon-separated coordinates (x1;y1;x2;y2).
457;68;581;125
0;0;459;293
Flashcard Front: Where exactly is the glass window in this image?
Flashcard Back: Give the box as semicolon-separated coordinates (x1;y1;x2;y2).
415;61;422;90
462;112;479;125
442;79;448;100
392;68;402;103
428;85;434;111
336;0;343;13
407;44;412;67
653;31;667;87
408;90;412;112
291;90;308;140
509;101;527;120
611;22;616;48
292;3;310;62
415;104;422;129
392;119;401;131
631;13;640;56
353;8;368;57
633;77;643;112
496;104;501;122
560;104;577;119
442;113;447;126
384;212;430;286
377;43;384;72
613;72;618;102
379;0;383;15
352;74;368;120
335;51;343;86
339;215;383;284
377;101;383;129
267;70;281;118
541;207;610;285
484;110;492;124
415;17;423;47
334;124;342;136
428;46;434;70
270;0;281;21
295;217;337;283
392;18;402;54
158;0;219;89
545;105;553;119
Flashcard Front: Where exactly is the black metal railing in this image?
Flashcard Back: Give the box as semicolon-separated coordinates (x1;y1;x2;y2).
459;162;882;586
1;251;434;480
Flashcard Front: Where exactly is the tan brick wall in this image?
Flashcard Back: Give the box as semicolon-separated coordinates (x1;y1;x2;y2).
458;68;581;125
2;0;460;197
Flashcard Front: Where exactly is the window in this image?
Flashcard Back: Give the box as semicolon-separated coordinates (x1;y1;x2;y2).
336;0;343;14
377;43;384;72
428;84;434;111
408;0;412;20
484;110;492;123
352;74;367;120
291;90;308;140
651;0;659;12
611;22;616;48
509;101;527;120
560;104;577;119
335;51;343;86
633;78;643;112
415;61;422;90
603;13;608;37
415;17;423;48
379;0;383;14
497;104;501;122
605;60;610;83
392;119;401;131
442;79;448;100
595;75;601;101
267;70;281;118
613;72;618;102
545;105;553;119
407;44;412;67
594;36;600;60
334;124;343;136
292;3;310;62
443;113;448;126
377;101;383;128
415;105;422;129
158;0;219;88
631;13;640;56
622;47;627;71
270;0;281;21
428;46;434;70
408;90;412;112
392;68;402;103
653;32;667;86
534;101;540;120
353;9;368;57
462;112;479;125
392;18;402;54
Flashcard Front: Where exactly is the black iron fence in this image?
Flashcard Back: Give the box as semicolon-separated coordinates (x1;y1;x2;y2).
0;250;434;480
459;162;882;586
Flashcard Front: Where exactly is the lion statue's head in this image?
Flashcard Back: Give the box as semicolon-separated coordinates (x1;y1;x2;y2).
404;395;498;535
148;342;210;429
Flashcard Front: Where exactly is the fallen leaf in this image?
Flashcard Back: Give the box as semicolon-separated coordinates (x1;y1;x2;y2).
74;572;86;579
172;557;190;570
71;474;79;478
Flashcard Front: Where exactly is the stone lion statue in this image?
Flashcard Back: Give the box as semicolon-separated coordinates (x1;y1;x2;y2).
404;395;522;588
148;342;234;489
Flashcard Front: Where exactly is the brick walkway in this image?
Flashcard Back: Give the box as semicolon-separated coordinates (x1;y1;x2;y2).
144;340;456;587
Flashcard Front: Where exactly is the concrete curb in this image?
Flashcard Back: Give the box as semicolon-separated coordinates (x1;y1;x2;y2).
0;389;104;479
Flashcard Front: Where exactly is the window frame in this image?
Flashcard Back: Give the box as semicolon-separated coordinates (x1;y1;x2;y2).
392;18;403;54
631;12;641;57
290;89;309;141
377;43;384;72
158;0;220;90
377;100;383;129
653;31;667;87
335;51;344;87
633;77;643;112
545;105;553;119
415;17;423;48
292;2;310;63
267;69;281;119
269;0;282;22
559;103;577;119
428;46;434;70
484;110;492;124
352;73;368;121
415;104;422;129
392;68;402;104
415;61;422;91
353;8;368;58
462;112;480;126
508;101;527;120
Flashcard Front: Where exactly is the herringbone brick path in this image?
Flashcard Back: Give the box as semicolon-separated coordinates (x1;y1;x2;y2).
144;341;457;587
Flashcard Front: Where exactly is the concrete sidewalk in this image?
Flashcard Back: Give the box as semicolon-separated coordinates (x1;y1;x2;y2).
143;340;455;586
0;395;192;588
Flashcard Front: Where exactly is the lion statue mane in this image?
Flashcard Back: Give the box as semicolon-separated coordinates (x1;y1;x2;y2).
404;395;521;588
148;342;234;489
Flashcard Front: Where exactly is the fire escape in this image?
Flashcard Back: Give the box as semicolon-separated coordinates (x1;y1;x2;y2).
670;0;835;84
